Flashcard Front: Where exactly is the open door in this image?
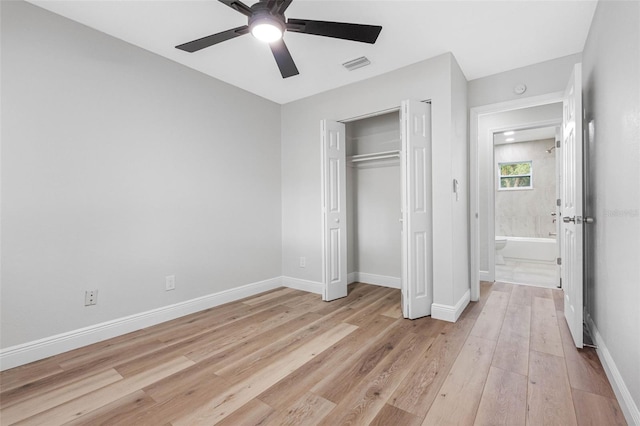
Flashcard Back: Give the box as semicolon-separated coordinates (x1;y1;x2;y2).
401;100;432;319
561;63;584;348
321;120;348;301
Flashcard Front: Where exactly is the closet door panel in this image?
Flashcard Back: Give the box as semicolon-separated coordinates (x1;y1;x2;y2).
401;100;432;319
321;120;348;301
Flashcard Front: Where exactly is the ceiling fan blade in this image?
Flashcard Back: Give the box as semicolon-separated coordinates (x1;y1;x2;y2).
286;19;382;44
269;39;299;78
175;26;249;52
218;0;253;17
275;0;294;15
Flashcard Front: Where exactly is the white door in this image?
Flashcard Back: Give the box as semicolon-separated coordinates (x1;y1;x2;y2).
401;100;432;319
321;120;348;301
561;63;584;348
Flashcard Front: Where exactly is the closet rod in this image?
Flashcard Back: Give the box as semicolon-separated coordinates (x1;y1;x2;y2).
349;150;400;163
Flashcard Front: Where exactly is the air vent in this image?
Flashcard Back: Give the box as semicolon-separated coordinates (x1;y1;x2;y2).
342;56;371;71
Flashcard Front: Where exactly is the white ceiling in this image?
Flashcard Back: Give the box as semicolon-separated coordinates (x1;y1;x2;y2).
493;125;558;145
27;0;598;104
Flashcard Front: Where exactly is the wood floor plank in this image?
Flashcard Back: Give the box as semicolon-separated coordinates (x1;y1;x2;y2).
492;304;531;376
214;312;339;383
530;296;564;357
369;404;423;426
17;356;194;425
0;359;63;394
263;392;336;426
389;317;474;418
318;330;436;425
215;398;276;426
470;290;510;341
422;335;496;426
557;311;616;398
474;366;527;426
527;350;577;426
171;322;358;425
509;284;534;307
492;328;529;376
256;315;397;411
0;368;123;424
65;390;157;426
311;318;415;403
572;388;627;426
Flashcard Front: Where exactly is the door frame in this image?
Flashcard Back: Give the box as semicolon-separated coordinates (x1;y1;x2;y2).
470;92;563;301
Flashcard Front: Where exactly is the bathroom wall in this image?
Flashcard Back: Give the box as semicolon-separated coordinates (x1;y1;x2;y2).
494;138;557;239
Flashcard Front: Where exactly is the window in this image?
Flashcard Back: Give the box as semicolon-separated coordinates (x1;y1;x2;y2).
498;161;533;190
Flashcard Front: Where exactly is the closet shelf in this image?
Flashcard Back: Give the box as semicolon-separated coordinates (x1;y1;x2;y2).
349;150;400;163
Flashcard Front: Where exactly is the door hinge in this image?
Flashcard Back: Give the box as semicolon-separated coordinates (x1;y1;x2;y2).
556;140;561;148
557;198;561;207
557;257;562;265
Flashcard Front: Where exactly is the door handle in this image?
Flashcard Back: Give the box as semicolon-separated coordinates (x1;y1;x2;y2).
584;216;595;224
563;216;575;223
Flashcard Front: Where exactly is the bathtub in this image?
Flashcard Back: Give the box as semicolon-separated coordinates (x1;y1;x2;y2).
497;236;557;263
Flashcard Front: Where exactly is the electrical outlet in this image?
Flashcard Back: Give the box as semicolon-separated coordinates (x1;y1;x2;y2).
299;257;306;268
165;275;176;291
85;290;98;306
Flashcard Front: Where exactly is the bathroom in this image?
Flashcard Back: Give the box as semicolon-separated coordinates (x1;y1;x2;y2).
494;126;560;288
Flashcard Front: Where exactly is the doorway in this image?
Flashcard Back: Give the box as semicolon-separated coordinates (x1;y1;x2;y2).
493;124;561;288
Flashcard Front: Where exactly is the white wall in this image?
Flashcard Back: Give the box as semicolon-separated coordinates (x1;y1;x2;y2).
582;1;640;422
281;53;470;313
1;1;282;349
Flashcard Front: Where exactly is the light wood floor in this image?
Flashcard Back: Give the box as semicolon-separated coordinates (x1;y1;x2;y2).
0;282;626;425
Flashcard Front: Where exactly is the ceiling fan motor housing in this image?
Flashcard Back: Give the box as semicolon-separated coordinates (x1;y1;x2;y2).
249;2;286;33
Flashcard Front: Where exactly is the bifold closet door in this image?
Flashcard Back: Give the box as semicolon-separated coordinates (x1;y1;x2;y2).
401;100;432;319
321;120;348;301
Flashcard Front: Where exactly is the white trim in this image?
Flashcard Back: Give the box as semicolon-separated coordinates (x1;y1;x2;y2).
281;276;323;294
347;272;357;284
0;277;282;371
470;91;564;303
478;271;492;282
431;289;471;322
351;272;401;289
585;313;640;426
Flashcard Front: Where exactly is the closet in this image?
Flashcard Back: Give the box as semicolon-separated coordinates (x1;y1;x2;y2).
321;99;431;319
346;111;402;289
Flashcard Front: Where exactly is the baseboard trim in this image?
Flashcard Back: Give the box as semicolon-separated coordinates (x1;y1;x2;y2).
431;289;471;322
0;277;282;371
351;272;401;289
281;276;323;294
585;312;640;426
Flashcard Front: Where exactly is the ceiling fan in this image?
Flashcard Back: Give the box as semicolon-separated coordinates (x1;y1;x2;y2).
175;0;383;78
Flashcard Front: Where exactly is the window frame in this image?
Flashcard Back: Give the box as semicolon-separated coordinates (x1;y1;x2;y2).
497;160;533;191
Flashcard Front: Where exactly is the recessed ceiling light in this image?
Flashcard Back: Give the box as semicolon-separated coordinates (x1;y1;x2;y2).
503;131;515;136
505;137;515;142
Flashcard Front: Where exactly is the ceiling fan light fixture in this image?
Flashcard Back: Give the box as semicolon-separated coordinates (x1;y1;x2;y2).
250;17;284;43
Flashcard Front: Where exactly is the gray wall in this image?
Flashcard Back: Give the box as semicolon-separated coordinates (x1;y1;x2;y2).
1;1;282;348
582;0;640;419
468;53;582;108
281;53;470;310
